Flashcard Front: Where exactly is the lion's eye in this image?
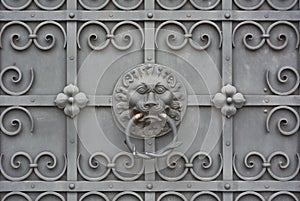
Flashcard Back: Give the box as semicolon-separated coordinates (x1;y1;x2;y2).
154;85;167;94
136;85;148;94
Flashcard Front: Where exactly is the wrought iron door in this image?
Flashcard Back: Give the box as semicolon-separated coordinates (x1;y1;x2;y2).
0;1;299;201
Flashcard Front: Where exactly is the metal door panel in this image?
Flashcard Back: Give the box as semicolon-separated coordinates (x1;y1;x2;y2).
0;1;299;201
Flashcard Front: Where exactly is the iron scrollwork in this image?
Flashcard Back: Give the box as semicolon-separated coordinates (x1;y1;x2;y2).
156;0;221;10
77;21;144;51
1;0;65;10
112;63;187;159
265;106;300;136
156;151;223;181
0;151;67;181
0;106;34;136
233;21;300;50
2;192;65;201
266;66;300;96
234;0;298;10
155;21;222;50
0;65;34;96
0;21;67;51
77;152;144;181
233;151;300;181
235;191;299;201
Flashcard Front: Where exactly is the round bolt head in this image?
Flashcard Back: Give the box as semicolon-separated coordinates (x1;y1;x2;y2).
146;184;153;189
224;13;231;18
69;183;75;189
69;13;75;18
147;12;153;18
224;183;231;189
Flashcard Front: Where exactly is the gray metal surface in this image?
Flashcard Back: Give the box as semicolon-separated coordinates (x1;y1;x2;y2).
0;1;299;201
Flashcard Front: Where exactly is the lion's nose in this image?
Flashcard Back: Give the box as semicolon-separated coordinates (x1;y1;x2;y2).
145;92;158;108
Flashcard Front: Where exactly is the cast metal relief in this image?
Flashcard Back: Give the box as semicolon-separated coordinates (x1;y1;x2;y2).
112;63;187;158
55;84;89;118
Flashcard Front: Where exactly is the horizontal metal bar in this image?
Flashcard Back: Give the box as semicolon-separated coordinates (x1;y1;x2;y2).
0;181;299;192
0;95;300;107
0;10;299;21
244;95;300;106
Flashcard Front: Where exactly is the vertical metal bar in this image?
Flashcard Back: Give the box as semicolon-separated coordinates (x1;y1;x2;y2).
144;1;156;201
66;1;78;200
222;0;234;200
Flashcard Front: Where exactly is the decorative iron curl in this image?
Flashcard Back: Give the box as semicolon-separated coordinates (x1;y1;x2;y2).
0;106;34;136
0;151;67;181
266;66;300;96
1;192;33;201
35;192;66;201
1;0;65;10
0;21;66;51
233;151;300;181
268;192;299;201
112;192;143;201
157;192;187;201
233;21;299;50
235;191;266;201
234;0;297;10
191;192;221;201
155;21;222;50
189;152;223;181
77;21;144;51
0;66;34;96
79;0;109;10
112;152;144;181
155;152;189;181
266;106;300;136
79;192;109;201
77;152;111;181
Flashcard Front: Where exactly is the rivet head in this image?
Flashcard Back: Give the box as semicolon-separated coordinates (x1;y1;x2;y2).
69;56;74;60
226;141;231;146
224;13;231;19
31;184;35;188
70;139;75;144
69;183;75;189
264;109;268;113
109;14;113;17
186;14;191;18
146;184;153;189
264;185;270;189
30;98;35;102
187;184;192;188
264;88;268;92
69;13;75;18
224;183;231;189
264;98;269;103
225;56;230;61
109;184;113;188
264;14;269;18
147;56;152;61
147;12;153;18
31;14;35;17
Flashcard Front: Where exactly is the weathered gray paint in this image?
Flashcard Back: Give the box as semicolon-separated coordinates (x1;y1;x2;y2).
0;1;299;201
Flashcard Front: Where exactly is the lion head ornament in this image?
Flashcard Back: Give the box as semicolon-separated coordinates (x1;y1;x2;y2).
112;64;187;138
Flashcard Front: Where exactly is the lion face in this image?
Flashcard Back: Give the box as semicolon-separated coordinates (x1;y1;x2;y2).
113;64;187;138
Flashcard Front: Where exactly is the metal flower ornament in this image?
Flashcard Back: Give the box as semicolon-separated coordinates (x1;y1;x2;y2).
55;84;88;118
212;84;246;118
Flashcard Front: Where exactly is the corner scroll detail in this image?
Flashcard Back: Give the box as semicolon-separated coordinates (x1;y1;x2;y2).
212;84;246;118
0;66;34;96
55;84;88;118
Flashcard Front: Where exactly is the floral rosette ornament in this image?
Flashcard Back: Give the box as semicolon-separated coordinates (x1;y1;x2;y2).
55;84;88;118
212;84;246;118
